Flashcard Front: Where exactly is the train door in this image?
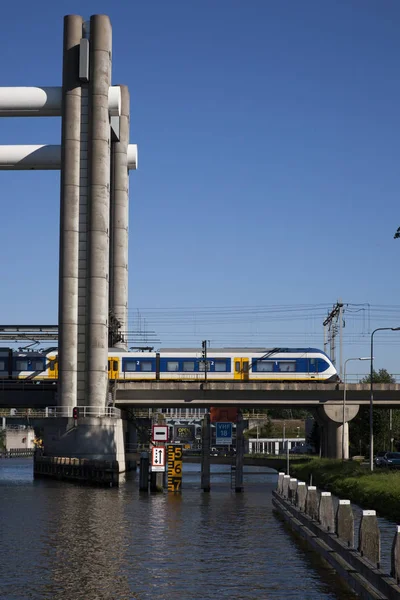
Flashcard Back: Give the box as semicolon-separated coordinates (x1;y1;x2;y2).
108;356;120;380
48;356;58;379
308;357;318;379
234;358;249;381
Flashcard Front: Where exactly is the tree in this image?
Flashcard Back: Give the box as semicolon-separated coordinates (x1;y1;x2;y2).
359;368;395;384
394;228;400;239
349;368;397;455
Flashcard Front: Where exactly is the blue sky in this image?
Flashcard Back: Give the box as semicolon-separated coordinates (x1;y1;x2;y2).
1;0;400;375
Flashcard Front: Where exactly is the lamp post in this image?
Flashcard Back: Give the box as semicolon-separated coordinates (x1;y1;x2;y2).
343;357;371;461
370;327;400;472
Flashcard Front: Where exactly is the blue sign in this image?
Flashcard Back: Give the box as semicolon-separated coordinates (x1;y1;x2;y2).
216;422;233;445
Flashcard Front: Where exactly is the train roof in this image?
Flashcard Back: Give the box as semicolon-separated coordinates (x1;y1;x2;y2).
157;347;326;353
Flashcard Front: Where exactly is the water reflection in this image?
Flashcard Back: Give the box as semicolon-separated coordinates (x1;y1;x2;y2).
0;459;359;599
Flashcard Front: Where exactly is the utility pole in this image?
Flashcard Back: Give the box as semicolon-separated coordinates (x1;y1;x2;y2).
202;340;207;384
323;300;345;378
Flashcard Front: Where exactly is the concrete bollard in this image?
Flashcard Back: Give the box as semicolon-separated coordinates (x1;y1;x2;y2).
277;472;285;495
336;500;354;548
305;486;319;521
289;478;298;503
358;510;380;569
391;525;400;582
318;491;335;533
295;481;307;511
282;475;291;499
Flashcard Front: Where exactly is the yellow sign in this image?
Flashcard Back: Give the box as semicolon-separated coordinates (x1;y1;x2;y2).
167;444;183;492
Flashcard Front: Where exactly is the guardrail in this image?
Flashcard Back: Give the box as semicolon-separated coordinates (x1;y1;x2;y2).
0;406;121;418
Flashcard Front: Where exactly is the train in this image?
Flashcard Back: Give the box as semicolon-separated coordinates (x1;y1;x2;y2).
0;346;338;382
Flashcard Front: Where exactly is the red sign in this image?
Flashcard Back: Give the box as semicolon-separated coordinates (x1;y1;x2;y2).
210;407;238;423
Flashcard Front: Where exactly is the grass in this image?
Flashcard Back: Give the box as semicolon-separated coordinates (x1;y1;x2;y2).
290;459;400;523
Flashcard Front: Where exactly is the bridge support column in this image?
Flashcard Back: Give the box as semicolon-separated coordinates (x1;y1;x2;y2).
201;413;211;492
316;405;359;459
235;410;244;492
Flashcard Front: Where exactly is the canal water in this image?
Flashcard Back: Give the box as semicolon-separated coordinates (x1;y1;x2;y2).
0;459;359;600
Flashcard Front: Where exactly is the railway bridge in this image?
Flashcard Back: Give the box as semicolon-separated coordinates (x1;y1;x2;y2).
1;380;400;459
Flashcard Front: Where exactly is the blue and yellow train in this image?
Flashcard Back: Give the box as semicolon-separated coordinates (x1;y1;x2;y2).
0;346;338;382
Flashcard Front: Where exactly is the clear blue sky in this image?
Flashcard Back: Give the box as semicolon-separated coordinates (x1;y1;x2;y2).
1;0;400;375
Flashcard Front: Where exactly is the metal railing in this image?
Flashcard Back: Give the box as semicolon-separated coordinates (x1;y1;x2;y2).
0;406;121;418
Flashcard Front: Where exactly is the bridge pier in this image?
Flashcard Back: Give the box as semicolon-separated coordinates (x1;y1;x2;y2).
316;405;359;459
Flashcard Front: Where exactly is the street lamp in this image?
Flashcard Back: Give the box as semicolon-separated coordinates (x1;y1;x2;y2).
343;357;371;461
370;327;400;471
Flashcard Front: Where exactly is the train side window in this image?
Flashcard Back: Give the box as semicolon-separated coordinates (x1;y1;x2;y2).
214;361;227;372
0;361;4;370
167;361;179;372
278;361;296;372
183;361;195;372
235;361;241;372
199;360;211;372
16;360;28;371
141;361;153;372
257;361;274;372
33;360;44;371
124;361;137;372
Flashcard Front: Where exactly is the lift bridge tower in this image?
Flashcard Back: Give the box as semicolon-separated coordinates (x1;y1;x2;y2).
0;15;138;468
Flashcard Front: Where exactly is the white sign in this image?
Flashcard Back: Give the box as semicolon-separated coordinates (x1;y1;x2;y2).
151;446;166;472
152;425;169;442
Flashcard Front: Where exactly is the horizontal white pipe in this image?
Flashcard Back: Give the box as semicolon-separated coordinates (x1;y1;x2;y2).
0;144;138;170
0;87;61;116
0;86;122;117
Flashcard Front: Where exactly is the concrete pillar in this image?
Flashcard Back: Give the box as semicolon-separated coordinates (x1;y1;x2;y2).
318;491;335;532
86;15;112;407
289;478;297;504
305;486;318;520
282;475;290;499
358;510;380;569
235;410;244;493
316;405;359;459
58;15;83;409
391;525;400;583
336;499;354;547
277;472;285;495
201;413;210;492
295;481;307;511
109;85;129;350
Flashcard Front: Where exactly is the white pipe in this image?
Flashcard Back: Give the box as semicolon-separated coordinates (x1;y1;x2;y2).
0;144;138;170
0;87;61;116
0;145;61;169
0;86;122;117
